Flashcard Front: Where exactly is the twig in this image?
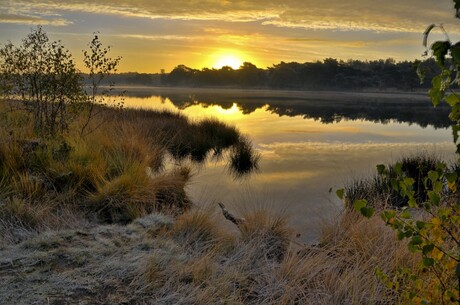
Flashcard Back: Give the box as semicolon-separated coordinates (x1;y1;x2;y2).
217;202;245;229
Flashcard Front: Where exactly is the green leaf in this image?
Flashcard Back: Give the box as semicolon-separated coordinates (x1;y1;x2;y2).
416;221;425;230
382;210;396;222
353;199;367;212
446;172;457;183
411;235;423;245
376;164;386;175
450;42;460;64
428;191;441;206
361;207;375;218
408;198;417;208
431;41;451;66
408;243;419;253
422;244;434;255
428;170;439;182
433;181;443;194
453;125;460;143
445;94;460;107
449;104;460;121
401;210;411;219
429;76;444;107
403;177;415;187
393;163;403;175
423;257;435;267
404;229;413;238
351;199;374;218
390;178;399;191
456;262;460;279
336;188;344;200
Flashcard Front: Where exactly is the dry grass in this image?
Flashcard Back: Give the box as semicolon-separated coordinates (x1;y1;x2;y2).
0;196;418;305
0;99;254;246
0;98;422;304
131;205;414;304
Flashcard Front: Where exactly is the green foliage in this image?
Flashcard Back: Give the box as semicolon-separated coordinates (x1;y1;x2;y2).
336;188;344;200
352;199;374;218
342;2;460;303
345;155;441;210
421;21;460;150
352;160;460;304
431;41;451;66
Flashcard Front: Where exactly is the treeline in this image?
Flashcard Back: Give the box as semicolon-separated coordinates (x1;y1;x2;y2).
104;58;441;91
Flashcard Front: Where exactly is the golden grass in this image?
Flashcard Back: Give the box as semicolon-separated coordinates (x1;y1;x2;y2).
0;98;424;303
170;207;230;252
132;205;416;304
0;96;259;248
0;101;195;244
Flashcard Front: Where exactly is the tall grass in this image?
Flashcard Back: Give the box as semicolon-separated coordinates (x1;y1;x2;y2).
0;99;259;246
132;204;416;304
345;154;443;209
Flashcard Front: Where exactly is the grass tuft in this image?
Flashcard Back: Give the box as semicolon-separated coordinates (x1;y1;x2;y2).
170;208;226;253
229;136;260;178
345;154;442;208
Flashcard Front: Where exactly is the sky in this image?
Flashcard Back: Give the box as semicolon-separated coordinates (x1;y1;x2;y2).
0;0;459;73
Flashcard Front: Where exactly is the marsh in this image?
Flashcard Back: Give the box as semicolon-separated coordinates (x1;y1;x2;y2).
117;87;456;241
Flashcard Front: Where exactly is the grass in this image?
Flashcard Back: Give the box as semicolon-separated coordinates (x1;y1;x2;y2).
0;205;418;304
0;99;258;245
229;136;260;178
344;154;446;209
0;98;444;304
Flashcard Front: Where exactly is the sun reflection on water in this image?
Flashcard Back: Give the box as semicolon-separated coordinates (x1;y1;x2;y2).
121;93;456;242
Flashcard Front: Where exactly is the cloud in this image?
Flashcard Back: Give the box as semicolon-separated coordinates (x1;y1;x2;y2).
0;2;72;26
0;14;71;26
118;34;198;41
3;0;458;32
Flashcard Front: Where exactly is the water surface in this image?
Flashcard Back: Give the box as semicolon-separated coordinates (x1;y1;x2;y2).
121;87;455;241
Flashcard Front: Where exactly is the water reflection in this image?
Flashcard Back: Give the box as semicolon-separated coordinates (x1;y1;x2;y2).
120;87;451;129
118;87;455;242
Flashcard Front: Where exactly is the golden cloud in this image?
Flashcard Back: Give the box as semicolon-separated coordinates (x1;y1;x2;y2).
2;0;457;32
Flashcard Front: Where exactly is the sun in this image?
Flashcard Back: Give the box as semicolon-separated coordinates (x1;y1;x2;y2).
215;103;240;115
213;54;243;70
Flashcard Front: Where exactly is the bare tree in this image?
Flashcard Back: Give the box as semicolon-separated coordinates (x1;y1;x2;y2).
80;33;123;137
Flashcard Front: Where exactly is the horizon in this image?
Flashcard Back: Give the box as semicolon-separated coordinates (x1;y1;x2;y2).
95;57;427;75
1;1;459;73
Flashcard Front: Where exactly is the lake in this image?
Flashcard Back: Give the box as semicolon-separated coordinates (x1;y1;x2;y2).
119;87;456;242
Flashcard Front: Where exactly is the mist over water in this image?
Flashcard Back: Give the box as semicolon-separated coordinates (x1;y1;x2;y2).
120;88;455;242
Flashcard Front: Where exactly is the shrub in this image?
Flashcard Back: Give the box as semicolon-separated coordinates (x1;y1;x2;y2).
0;26;84;136
345;154;441;209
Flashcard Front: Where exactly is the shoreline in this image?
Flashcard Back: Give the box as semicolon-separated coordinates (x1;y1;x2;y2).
110;85;431;101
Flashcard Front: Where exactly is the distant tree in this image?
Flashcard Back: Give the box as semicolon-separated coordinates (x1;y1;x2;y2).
238;62;264;87
216;66;237;85
0;26;84;136
166;65;197;86
162;58;429;91
268;62;301;88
